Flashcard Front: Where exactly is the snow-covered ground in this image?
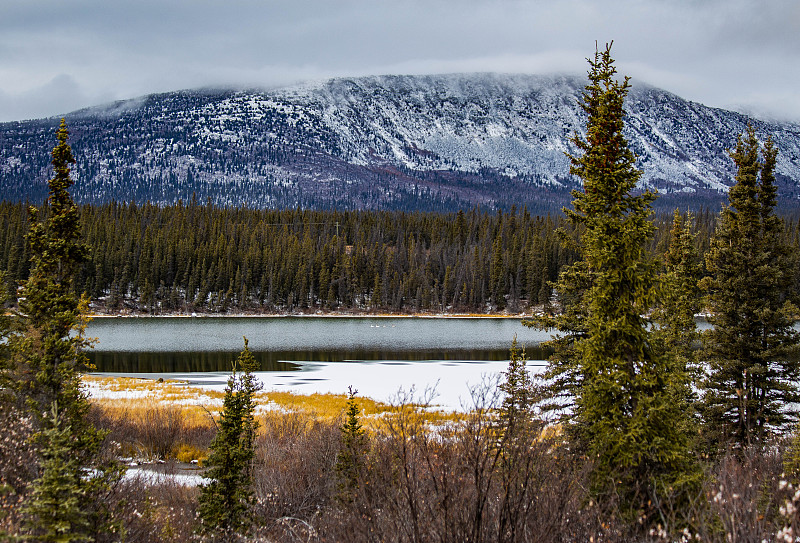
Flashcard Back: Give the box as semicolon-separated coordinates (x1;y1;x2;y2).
123;463;208;487
88;358;548;412
205;359;546;410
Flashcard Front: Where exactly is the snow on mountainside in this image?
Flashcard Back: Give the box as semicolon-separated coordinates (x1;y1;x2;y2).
1;73;799;212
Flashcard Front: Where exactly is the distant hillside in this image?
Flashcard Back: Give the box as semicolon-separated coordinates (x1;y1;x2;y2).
2;73;799;213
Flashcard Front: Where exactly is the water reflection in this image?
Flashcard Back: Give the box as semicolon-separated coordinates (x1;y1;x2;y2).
87;346;552;373
88;351;299;373
86;316;554;373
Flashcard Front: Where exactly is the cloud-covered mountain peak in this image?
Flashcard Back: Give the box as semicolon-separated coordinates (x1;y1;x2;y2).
2;73;799;212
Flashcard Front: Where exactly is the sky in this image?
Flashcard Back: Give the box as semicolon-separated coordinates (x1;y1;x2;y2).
1;0;798;123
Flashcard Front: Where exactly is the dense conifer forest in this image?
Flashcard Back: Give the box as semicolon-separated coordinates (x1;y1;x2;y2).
0;200;573;314
3;200;798;314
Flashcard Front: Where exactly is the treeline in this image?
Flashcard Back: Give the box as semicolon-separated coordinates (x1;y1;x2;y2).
3;201;579;313
3;200;798;314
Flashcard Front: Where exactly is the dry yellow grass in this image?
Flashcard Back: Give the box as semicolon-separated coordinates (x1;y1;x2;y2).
84;376;219;426
84;374;463;432
262;390;386;418
81;375;496;466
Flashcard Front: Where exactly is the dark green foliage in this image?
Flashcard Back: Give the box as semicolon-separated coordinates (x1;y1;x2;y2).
22;404;92;543
0;202;588;315
495;338;545;543
702;126;800;448
5;198;790;317
335;386;367;503
4;120;92;425
496;337;535;443
655;210;701;361
197;337;262;535
652;210;702;427
4;120;121;543
529;45;697;519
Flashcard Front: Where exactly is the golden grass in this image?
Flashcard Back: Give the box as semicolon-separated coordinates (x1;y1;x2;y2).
85;376;216;424
262;390;387;418
174;443;208;465
84;374;463;434
81;375;529;467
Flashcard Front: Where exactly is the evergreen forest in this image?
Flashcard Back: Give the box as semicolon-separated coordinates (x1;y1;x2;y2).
2;200;799;315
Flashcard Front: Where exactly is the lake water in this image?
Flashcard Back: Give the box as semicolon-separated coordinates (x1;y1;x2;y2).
87;316;553;409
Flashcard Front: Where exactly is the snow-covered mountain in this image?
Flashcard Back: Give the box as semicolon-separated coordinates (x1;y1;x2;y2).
2;73;799;212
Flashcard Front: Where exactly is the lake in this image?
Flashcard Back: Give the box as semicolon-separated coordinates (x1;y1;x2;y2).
87;316;553;409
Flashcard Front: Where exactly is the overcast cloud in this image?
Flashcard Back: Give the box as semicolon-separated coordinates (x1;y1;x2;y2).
0;0;798;122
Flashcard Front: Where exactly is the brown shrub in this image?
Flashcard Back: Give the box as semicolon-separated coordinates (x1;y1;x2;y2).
686;447;790;543
252;412;341;522
82;392;800;543
0;402;38;537
92;401;215;461
104;475;200;543
312;386;593;543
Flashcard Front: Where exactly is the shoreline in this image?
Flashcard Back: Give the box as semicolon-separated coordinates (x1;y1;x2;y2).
88;310;541;319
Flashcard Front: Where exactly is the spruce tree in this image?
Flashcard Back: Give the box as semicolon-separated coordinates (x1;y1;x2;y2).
6;119;92;424
22;404;92;543
652;210;702;425
495;338;541;542
5;120;121;542
197;337;262;535
496;337;535;443
528;44;697;518
655;210;701;362
701;126;800;447
335;386;367;504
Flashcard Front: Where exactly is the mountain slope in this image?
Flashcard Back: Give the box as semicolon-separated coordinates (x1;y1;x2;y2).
2;73;799;212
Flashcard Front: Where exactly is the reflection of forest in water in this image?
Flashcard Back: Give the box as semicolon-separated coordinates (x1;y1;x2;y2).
88;346;552;373
85;316;554;373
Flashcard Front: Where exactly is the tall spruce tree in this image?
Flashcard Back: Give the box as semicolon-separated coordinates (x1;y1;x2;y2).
528;44;697;518
701;126;800;448
6;119;92;423
4;119;121;542
652;210;702;425
197;337;262;535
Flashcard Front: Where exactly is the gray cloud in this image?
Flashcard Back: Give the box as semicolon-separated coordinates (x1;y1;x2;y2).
0;74;114;122
1;0;798;121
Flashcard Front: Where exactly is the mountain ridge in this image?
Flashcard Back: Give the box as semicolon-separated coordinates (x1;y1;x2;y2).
2;73;799;212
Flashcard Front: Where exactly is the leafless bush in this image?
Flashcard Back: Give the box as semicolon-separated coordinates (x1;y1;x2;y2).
135;402;188;460
681;447;788;543
105;476;200;543
315;383;592;543
774;480;800;543
252;413;340;521
0;402;38;537
80;392;800;542
93;402;211;461
0;402;38;492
